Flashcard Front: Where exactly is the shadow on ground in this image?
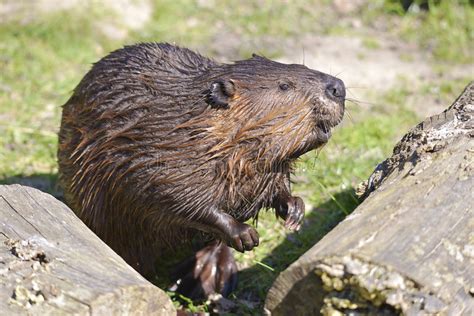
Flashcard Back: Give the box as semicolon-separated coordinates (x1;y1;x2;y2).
0;173;62;200
233;189;360;312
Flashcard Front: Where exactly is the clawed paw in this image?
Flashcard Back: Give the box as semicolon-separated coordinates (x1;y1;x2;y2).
227;222;259;252
275;196;305;231
170;242;238;299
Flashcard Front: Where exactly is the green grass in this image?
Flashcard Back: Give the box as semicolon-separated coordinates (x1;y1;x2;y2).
401;1;474;63
0;1;472;314
0;8;118;178
366;0;474;63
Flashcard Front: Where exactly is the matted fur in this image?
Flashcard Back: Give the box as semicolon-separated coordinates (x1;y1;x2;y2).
58;43;344;273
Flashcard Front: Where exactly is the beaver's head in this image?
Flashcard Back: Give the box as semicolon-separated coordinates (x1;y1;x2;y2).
204;55;345;163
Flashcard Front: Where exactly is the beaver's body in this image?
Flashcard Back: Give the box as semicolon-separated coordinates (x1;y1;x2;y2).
58;43;345;296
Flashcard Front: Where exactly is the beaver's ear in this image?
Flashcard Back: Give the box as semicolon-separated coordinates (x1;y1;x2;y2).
206;79;235;109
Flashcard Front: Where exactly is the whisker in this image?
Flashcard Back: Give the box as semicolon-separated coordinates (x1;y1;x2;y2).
345;87;357;99
309;144;324;167
334;70;344;78
346;98;382;107
345;110;354;124
345;98;361;108
312;152;320;169
344;86;371;90
323;121;330;133
315;148;322;158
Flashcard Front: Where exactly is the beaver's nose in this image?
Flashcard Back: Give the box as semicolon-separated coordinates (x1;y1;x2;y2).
325;79;346;101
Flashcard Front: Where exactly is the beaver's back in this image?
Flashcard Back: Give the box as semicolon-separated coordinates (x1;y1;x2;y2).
59;44;216;191
58;44;221;264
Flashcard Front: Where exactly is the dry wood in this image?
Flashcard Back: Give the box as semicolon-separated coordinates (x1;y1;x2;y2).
265;82;474;315
0;184;175;315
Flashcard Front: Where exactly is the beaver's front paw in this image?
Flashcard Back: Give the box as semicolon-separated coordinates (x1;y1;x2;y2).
211;211;259;252
275;196;305;231
227;222;259;252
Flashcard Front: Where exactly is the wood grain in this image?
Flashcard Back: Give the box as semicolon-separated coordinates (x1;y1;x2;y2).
0;184;175;315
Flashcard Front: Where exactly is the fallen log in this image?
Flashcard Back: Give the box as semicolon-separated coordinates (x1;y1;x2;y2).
0;184;175;315
265;82;474;315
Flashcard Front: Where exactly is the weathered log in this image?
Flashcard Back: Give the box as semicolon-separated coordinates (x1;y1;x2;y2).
0;184;175;315
265;82;474;315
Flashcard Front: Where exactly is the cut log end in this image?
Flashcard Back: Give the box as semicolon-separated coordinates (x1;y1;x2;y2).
0;184;175;315
266;255;449;316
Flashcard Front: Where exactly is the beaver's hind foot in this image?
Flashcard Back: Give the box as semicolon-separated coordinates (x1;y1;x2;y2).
171;241;238;299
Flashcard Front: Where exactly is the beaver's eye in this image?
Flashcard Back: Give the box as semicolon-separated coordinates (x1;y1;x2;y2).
279;83;290;91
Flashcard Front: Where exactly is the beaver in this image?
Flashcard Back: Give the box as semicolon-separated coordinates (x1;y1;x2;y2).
58;43;345;298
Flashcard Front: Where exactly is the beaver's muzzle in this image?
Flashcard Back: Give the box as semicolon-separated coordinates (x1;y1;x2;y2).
325;77;346;102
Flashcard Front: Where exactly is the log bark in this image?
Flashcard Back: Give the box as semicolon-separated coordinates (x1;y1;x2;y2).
0;184;175;315
265;82;474;315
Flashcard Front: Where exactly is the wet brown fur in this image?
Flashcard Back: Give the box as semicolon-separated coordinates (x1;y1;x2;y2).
58;43;344;273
